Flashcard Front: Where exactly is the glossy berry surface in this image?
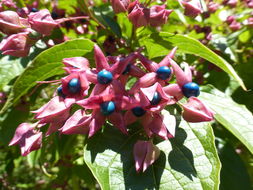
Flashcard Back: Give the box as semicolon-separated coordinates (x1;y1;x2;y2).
150;92;162;105
97;70;113;84
131;107;146;117
31;8;38;12
68;78;81;94
100;101;115;116
182;82;200;98
57;86;65;98
156;66;171;80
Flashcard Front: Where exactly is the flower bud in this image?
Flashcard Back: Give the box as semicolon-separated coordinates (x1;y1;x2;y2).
133;140;160;172
229;21;241;31
111;0;129;13
0;11;26;34
180;0;203;18
182;97;214;122
128;1;149;28
226;15;235;24
207;2;219;13
149;5;172;27
9;123;42;156
0;32;33;57
28;9;58;35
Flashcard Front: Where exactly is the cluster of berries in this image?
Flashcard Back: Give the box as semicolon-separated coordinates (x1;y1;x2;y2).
9;44;214;172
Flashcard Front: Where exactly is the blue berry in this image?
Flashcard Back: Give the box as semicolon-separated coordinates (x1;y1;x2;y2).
156;66;172;80
57;86;65;98
122;64;131;75
131;107;146;117
100;101;115;116
31;8;38;12
182;82;200;98
97;70;113;84
150;92;162;105
68;78;81;94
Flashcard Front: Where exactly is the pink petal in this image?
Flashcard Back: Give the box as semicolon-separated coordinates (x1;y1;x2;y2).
148;114;168;140
60;110;91;134
63;57;90;73
133;141;148;173
158;47;177;67
163;84;184;103
182;97;215;122
9;123;34;146
124;110;137;126
21;132;42;156
142;141;160;172
88;110;106;137
108;112;128;134
94;44;110;71
138;53;158;72
170;59;192;87
129;72;157;94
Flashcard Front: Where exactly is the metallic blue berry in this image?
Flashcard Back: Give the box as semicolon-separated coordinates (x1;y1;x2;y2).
182;82;200;98
31;8;38;12
57;86;65;98
150;92;162;105
122;64;131;75
131;107;146;117
156;66;172;80
100;101;115;116
68;78;81;94
97;70;113;84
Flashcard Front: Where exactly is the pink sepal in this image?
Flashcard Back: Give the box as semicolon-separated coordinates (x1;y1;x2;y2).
133;140;160;172
182;97;215;122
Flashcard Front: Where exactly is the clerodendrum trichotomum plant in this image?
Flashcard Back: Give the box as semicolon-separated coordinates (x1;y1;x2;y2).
1;0;253;189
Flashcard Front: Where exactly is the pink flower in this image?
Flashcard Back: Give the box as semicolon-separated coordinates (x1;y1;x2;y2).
133;140;160;172
28;9;58;35
149;5;173;27
226;15;235;24
182;97;215;122
180;0;203;18
207;2;219;13
111;0;129;13
0;32;34;57
77;86;130;137
124;92;176;139
86;45;130;95
129;47;177;94
128;1;149;28
229;21;241;31
9;123;43;156
0;11;28;34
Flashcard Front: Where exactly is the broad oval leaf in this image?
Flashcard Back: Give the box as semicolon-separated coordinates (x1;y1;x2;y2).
139;32;246;91
83;120;220;190
0;39;94;114
199;86;253;154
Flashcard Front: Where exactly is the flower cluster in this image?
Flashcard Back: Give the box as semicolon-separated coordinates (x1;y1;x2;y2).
111;0;173;28
0;9;87;57
9;44;214;172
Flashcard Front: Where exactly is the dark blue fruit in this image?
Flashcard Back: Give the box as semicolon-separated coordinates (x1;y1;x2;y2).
97;70;113;84
131;106;146;117
100;101;115;116
156;66;171;80
68;78;81;94
182;82;200;98
150;92;162;105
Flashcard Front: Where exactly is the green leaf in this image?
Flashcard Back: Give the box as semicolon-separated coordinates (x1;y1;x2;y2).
101;13;122;38
216;141;252;190
0;39;94;114
0;55;24;91
138;32;246;90
83;120;220;190
199;86;253;154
